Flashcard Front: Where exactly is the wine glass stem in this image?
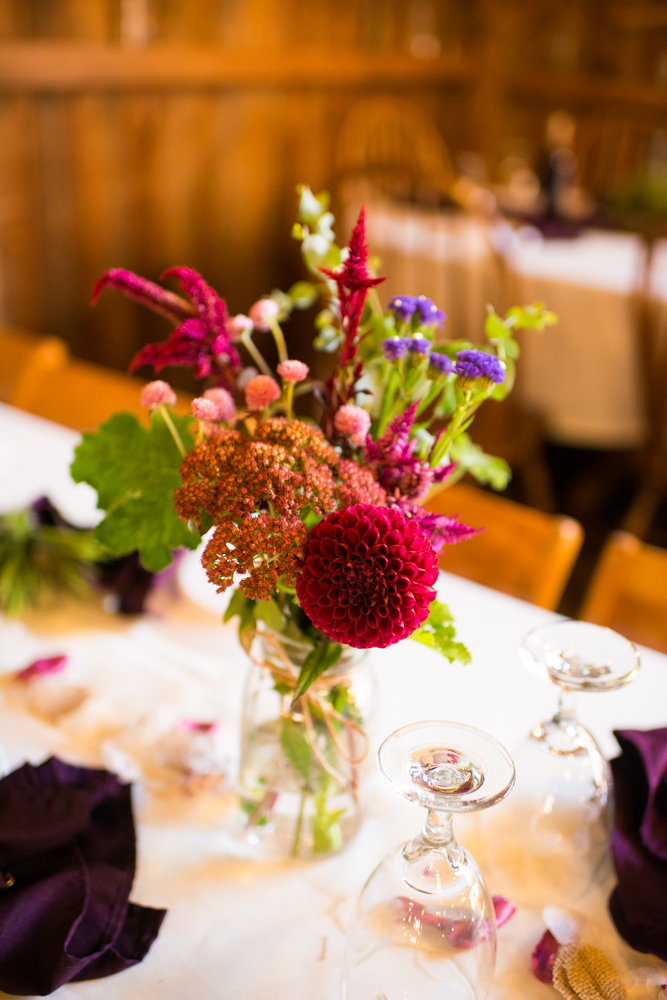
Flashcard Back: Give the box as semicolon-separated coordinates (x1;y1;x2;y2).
555;689;577;723
423;809;455;847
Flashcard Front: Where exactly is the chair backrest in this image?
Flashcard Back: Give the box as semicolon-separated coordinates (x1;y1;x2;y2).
580;530;667;653
15;354;193;432
0;326;69;406
424;481;583;610
335;96;456;204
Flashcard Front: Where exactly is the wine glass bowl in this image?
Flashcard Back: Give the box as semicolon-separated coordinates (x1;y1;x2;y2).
344;722;514;1000
520;619;640;692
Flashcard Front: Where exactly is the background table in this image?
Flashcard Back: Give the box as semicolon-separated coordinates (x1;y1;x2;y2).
1;402;666;998
364;200;667;450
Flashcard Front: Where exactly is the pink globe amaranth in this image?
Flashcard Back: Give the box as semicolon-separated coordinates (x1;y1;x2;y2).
191;397;220;420
296;504;438;649
249;298;280;331
245;374;281;411
203;386;236;422
140;380;176;409
277;360;309;384
334;404;371;446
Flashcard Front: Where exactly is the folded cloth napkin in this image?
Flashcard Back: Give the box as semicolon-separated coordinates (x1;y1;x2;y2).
609;727;667;962
0;756;166;995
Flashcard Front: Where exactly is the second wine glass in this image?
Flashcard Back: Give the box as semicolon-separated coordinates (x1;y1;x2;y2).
484;619;640;905
345;721;515;1000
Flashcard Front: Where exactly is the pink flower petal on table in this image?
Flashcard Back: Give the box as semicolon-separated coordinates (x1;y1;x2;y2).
493;896;516;928
16;655;68;682
178;721;218;733
532;929;560;984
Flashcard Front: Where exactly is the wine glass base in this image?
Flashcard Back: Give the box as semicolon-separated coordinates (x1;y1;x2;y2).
345;944;482;1000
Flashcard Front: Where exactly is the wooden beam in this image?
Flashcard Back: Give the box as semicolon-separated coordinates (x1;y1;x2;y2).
509;69;667;111
0;43;476;92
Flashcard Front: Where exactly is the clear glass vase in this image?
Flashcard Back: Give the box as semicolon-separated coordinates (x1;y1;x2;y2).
238;628;374;859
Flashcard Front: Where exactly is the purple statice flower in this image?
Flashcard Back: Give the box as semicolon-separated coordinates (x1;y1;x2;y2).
429;352;454;375
382;337;412;361
415;296;446;326
455;349;505;384
409;335;431;356
387;295;418;322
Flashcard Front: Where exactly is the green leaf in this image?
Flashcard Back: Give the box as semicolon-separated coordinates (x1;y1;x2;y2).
255;598;284;632
449;433;511;491
485;309;510;342
223;586;248;623
411;599;471;664
505;303;557;331
288;281;318;309
292;638;343;704
70;409;200;572
280;717;313;783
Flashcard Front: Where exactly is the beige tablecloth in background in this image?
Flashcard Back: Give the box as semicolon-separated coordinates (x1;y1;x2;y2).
364;199;660;449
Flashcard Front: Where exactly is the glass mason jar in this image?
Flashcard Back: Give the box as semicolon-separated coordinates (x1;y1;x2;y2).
238;628;375;859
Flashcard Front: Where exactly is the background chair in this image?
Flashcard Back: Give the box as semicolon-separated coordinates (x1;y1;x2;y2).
2;325;192;432
424;481;583;610
580;530;667;653
21;357;193;432
335;96;457;211
0;326;69;408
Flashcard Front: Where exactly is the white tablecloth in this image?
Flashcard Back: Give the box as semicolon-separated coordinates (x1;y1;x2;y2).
364;200;667;449
1;403;667;998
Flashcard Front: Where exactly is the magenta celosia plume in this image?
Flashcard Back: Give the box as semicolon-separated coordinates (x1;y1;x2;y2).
296;504;438;649
92;266;240;382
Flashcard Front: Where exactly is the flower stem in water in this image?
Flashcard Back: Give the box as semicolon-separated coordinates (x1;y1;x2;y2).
292;790;307;857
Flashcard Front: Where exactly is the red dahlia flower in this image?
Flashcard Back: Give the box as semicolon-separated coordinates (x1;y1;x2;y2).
296;504;438;649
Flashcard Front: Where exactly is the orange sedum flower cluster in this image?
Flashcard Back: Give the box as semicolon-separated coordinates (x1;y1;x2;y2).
175;417;385;600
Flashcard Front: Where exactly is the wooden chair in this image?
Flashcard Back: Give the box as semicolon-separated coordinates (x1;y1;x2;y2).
19;356;193;432
335;96;456;207
424;482;583;610
580;531;667;653
0;326;69;407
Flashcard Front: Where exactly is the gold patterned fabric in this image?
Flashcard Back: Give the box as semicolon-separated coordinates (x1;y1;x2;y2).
552;943;627;1000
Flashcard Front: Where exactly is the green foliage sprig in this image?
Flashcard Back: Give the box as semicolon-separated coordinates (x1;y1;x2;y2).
0;508;105;615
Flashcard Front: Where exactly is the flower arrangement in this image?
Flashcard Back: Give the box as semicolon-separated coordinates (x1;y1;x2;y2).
72;186;555;687
71;187;553;855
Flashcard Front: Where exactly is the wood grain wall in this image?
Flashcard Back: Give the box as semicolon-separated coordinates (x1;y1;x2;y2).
1;0;666;374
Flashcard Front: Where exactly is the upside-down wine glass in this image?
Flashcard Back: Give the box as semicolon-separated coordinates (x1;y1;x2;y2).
485;619;640;905
344;721;515;1000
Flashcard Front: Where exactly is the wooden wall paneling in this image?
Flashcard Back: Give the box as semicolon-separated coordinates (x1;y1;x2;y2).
155;0;227;43
0;0;32;38
60;0;113;41
70;93;140;368
34;94;81;351
149;92;230;284
0;96;47;331
200;91;290;314
466;0;517;171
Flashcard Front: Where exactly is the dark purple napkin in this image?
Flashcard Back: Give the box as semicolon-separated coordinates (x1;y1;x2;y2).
609;727;667;961
0;757;166;996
